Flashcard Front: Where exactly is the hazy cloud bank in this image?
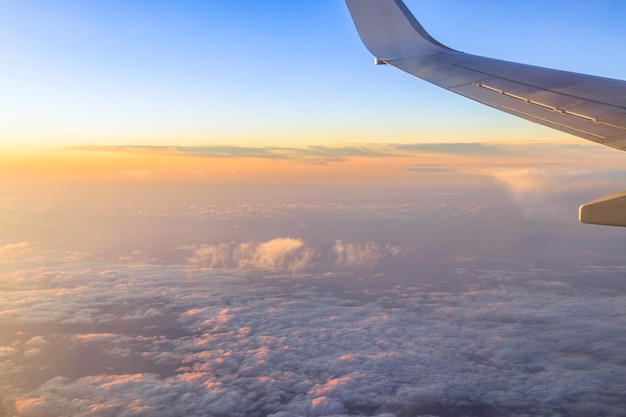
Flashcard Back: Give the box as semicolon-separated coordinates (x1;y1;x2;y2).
490;168;626;220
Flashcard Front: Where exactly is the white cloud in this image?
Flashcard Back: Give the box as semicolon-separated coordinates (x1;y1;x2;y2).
333;241;401;270
488;167;626;220
3;261;626;417
0;241;34;262
187;238;316;273
0;346;18;359
24;336;48;347
121;308;163;321
23;348;42;358
73;334;120;343
185;238;404;274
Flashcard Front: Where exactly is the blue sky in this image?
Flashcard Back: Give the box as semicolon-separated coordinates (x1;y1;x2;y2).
1;0;626;147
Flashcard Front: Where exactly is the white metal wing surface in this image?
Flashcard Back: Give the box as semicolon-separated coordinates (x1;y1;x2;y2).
346;0;626;151
345;0;626;226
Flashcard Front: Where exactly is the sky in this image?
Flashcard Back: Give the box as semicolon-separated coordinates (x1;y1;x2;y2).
2;1;626;417
2;0;626;148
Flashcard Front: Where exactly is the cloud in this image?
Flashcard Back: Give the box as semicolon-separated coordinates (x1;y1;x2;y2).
184;238;404;273
73;334;121;344
403;166;452;173
489;168;626;220
392;142;508;155
23;348;42;358
186;238;317;273
64;142;563;165
0;346;18;359
3;261;626;417
24;337;48;348
66;144;397;164
0;242;33;261
333;241;401;270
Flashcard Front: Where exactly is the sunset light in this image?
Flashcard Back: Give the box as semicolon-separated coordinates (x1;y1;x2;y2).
2;1;626;416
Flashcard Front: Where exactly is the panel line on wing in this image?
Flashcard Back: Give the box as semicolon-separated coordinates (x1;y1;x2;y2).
500;106;606;140
455;63;626;111
472;82;626;132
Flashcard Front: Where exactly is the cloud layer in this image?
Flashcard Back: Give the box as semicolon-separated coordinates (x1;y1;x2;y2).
3;141;626;416
2;260;626;417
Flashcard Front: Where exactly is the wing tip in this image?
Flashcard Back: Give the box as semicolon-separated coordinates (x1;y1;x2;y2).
346;0;452;60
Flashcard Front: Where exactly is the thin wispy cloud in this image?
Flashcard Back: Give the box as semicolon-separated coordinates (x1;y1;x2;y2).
61;142;619;169
66;144;398;164
403;164;453;173
392;142;509;155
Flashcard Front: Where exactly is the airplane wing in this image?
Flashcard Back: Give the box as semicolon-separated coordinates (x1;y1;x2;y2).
345;0;626;227
345;0;626;152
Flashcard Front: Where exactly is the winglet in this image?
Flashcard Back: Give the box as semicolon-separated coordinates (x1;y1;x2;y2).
345;0;452;61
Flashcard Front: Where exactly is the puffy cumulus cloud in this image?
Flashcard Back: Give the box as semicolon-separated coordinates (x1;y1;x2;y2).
3;261;626;417
12;375;179;417
0;346;18;359
301;397;346;416
333;241;401;270
0;241;34;262
121;308;164;321
186;238;317;273
24;337;48;348
22;348;42;358
0;264;173;326
184;238;403;274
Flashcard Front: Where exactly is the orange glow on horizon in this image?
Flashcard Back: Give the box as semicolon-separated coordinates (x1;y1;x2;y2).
1;141;623;186
0;147;438;183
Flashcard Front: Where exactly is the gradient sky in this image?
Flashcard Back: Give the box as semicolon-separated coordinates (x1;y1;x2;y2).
2;2;626;416
2;0;626;148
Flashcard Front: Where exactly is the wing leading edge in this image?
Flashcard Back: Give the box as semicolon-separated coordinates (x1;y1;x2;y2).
345;0;626;152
